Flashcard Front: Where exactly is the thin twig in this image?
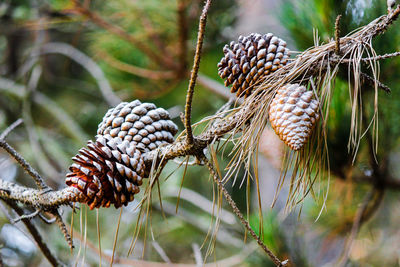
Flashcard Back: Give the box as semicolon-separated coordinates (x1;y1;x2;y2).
335;15;342;55
1;116;72;255
340;51;400;64
362;51;400;61
55;212;74;250
184;0;212;145
199;154;288;267
1;199;65;267
38;213;57;224
12;209;40;223
0;119;23;140
360;72;391;93
0;140;48;190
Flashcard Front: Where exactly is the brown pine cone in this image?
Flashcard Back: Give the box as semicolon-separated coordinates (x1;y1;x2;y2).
97;100;178;152
269;84;319;151
66;134;145;209
218;33;290;98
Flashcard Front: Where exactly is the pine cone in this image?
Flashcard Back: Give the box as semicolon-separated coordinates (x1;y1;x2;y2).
269;84;319;151
218;33;290;98
66;134;145;209
97;100;178;152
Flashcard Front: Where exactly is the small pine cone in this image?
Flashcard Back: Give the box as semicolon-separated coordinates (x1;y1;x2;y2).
97;100;178;152
269;84;319;151
217;33;290;97
66;134;145;209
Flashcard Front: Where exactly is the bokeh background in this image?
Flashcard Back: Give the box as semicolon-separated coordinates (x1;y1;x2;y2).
0;0;400;266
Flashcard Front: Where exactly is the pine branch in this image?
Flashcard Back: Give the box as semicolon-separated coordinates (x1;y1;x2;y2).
0;179;76;209
0;138;49;190
2;199;66;267
0;118;23;140
184;0;212;145
199;154;288;267
360;72;391;93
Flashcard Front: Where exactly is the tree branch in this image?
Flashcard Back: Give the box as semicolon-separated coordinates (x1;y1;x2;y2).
0;179;76;209
1;199;65;267
199;153;288;267
360;72;391;93
0;118;23;140
0;140;49;190
184;0;212;145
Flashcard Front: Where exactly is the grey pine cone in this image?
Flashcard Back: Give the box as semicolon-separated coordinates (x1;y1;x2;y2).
97;100;178;152
218;33;290;97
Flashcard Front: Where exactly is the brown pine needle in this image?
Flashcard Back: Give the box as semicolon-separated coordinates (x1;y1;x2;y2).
176;156;190;213
110;208;123;267
97;209;102;267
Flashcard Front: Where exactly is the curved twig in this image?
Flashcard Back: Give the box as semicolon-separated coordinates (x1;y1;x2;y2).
0;119;23;140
